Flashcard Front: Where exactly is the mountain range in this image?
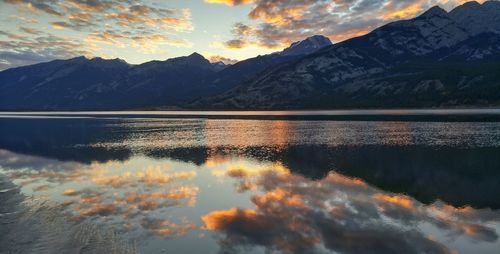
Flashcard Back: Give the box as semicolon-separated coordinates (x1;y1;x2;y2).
0;1;499;110
0;34;331;110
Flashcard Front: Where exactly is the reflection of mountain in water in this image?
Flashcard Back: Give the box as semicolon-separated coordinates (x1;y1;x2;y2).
279;145;500;208
0;118;132;163
1;117;500;208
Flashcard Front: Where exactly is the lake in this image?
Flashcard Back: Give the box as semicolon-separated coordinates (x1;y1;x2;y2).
1;111;500;254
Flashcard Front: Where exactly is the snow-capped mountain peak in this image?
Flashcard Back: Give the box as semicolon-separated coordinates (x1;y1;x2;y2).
281;35;332;56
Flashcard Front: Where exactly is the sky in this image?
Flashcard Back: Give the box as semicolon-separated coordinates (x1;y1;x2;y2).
0;0;482;70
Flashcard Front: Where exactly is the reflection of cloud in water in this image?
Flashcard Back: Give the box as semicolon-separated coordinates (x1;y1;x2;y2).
111;186;199;210
3;148;500;253
203;167;500;254
1;150;200;240
212;163;288;178
90;165;196;188
140;217;198;238
0;175;138;254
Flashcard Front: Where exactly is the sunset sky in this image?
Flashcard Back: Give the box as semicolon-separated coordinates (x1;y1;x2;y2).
0;0;479;70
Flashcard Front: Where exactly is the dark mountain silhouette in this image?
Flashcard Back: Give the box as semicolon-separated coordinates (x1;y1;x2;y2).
1;2;500;110
0;53;223;110
0;36;332;110
191;35;332;99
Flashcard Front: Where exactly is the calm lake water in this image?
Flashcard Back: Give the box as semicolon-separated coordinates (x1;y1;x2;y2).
1;112;500;253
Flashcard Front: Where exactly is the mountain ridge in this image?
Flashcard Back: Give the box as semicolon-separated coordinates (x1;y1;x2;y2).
0;35;332;110
1;1;499;110
190;0;500;109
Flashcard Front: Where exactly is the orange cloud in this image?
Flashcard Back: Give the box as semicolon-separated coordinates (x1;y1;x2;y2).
66;0;112;12
63;188;80;196
250;5;305;26
90;168;196;188
208;55;239;64
9;14;38;24
68;12;93;22
19;27;40;34
202;207;259;230
2;0;196;70
205;0;253;6
252;188;305;209
224;39;247;49
330;28;371;42
235;180;257;192
79;203;118;217
375;193;415;210
212;163;289;178
141;217;198;238
382;1;427;20
105;7;193;32
217;0;482;50
326;173;367;187
32;184;50;191
457;223;498;241
50;22;69;29
200;169;479;253
113;186;199;210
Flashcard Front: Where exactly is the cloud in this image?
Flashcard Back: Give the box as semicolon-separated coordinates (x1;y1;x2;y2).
63;188;80;196
19;26;40;34
130;35;193;53
2;151;201;240
1;0;194;69
65;12;96;29
68;12;92;22
84;30;128;48
65;0;114;12
10;0;64;16
224;39;247;49
216;0;485;50
207;54;239;64
90;166;197;188
0;34;95;70
140;217;198;238
79;203;119;217
205;0;253;6
202;168;499;253
9;14;38;24
104;7;193;32
232;22;255;36
0;30;26;40
50;21;70;29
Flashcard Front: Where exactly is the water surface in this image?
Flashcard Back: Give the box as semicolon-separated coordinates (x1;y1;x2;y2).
1;115;500;253
2;108;500;121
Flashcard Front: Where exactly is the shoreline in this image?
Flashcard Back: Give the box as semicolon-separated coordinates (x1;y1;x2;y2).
2;108;500;122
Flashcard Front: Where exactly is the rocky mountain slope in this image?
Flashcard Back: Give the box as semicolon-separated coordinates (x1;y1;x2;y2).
0;57;130;110
196;35;332;97
280;35;333;56
0;53;219;110
0;36;331;110
1;1;499;110
192;1;500;109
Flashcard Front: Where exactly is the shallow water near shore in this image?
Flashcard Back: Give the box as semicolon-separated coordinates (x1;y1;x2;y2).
1;114;500;253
